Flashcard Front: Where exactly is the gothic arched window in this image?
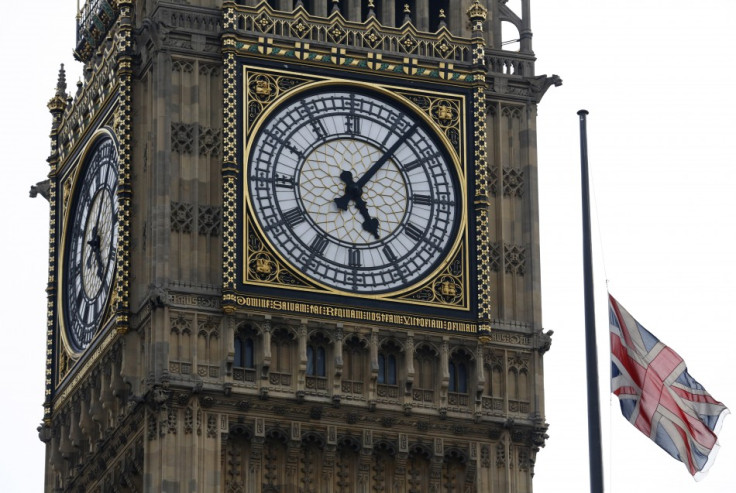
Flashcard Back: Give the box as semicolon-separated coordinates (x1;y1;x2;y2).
448;349;472;407
234;333;254;369
483;350;506;414
413;344;437;404
342;336;367;396
377;352;397;385
377;340;401;400
307;344;326;377
448;360;468;393
233;326;257;383
306;332;330;392
270;328;295;387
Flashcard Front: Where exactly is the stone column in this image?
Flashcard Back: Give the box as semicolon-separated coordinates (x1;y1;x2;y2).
404;332;414;384
333;325;344;399
347;0;361;21
368;328;379;407
381;0;395;27
278;0;294;12
260;318;272;377
313;0;329;17
415;0;429;31
297;322;308;394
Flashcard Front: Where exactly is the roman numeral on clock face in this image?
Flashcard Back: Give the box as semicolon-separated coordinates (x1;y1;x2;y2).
402;158;423;172
346;114;361;135
412;194;433;206
309;235;328;254
383;245;397;263
349;249;361;268
405;222;424;242
283;207;306;228
275;175;295;189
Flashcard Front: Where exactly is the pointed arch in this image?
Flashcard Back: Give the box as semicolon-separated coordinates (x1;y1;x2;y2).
342;334;368;397
335;436;361;492
448;347;473;408
270;327;296;387
408;442;432;492
377;339;402;400
413;343;438;405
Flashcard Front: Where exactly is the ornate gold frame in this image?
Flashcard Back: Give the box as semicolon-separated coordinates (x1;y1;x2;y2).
238;66;470;311
220;1;492;332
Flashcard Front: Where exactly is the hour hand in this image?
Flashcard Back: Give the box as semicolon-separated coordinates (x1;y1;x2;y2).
334;170;356;211
86;226;100;269
334;170;380;238
93;244;105;280
353;195;379;239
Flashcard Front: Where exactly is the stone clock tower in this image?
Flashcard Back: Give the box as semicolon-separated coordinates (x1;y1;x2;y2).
39;0;558;491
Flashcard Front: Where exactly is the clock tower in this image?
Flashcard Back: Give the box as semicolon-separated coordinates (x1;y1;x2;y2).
40;1;559;491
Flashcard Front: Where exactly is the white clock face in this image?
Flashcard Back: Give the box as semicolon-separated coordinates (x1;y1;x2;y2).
248;88;459;294
63;136;119;352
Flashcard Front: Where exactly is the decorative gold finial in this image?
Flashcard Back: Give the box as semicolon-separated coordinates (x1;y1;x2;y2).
438;8;447;30
403;3;412;24
467;0;488;22
466;0;488;34
367;0;376;18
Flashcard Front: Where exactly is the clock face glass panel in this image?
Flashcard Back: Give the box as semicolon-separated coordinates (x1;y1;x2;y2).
247;88;460;294
63;136;119;352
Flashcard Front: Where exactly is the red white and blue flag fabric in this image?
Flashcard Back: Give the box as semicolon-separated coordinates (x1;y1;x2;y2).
609;294;729;479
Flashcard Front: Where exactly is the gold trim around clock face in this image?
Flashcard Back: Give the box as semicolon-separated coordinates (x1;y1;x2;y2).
239;66;470;310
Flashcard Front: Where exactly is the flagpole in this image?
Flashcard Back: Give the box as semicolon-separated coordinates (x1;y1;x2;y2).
578;109;604;493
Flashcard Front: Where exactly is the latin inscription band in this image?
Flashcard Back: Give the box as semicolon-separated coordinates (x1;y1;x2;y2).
230;295;475;332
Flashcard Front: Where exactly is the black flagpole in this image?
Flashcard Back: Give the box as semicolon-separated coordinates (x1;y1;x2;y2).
578;109;604;493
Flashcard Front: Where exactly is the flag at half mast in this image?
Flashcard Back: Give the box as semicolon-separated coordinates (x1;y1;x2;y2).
609;294;729;479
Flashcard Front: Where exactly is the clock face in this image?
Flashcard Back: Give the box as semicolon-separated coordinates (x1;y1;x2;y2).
63;136;119;352
247;87;460;294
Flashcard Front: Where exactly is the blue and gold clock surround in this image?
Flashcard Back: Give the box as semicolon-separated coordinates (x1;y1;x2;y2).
224;62;478;328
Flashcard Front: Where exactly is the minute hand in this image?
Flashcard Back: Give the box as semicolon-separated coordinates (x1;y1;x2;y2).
355;123;418;189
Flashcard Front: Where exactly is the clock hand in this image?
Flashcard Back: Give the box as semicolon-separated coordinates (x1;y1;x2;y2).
333;123;418;239
335;171;380;238
93;243;105;280
86;225;100;269
334;170;357;211
85;223;108;281
94;195;104;226
89;225;106;280
353;193;380;239
355;123;417;190
334;123;418;212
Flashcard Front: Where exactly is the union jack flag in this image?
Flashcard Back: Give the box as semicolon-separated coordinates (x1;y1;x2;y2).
609;294;729;479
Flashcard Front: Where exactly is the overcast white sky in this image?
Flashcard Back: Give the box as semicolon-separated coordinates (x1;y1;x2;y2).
1;1;734;491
